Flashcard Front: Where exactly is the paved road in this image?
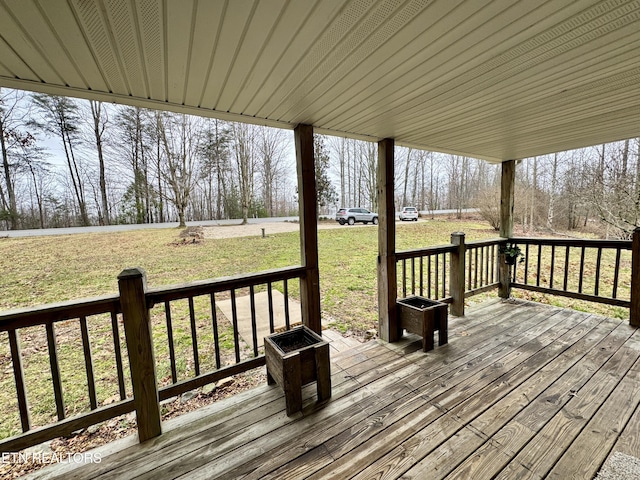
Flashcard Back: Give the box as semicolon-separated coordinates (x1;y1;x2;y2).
0;217;300;238
0;209;478;238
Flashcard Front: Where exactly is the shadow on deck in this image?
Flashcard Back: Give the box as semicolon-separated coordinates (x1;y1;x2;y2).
32;299;640;479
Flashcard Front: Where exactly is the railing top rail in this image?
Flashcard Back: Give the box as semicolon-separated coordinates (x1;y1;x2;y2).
146;265;307;306
0;295;121;332
466;238;507;248
510;237;631;249
396;244;456;261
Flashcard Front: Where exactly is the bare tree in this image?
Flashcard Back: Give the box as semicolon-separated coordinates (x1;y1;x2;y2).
231;122;256;224
115;106;152;223
0;88;21;229
547;153;558;229
31;94;90;226
88;100;111;225
200;119;232;219
157;112;201;227
258;126;289;217
314;135;337;214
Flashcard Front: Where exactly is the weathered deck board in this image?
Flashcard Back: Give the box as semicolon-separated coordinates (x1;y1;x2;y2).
30;300;640;480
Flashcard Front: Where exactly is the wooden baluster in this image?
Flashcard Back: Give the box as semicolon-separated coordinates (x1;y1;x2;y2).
427;255;432;298
419;257;424;296
563;246;570;291
165;301;178;383
490;245;495;284
9;329;30;432
411;258;416;295
524;244;529;285
188;297;200;376
210;294;221;369
536;244;542;287
613;248;621;299
441;253;447;298
467;249;472;290
480;245;485;287
267;281;275;334
474;247;479;289
595;247;603;296
79;316;97;410
249;285;258;357
402;259;407;297
45;323;65;421
284;279;290;330
578;246;586;293
230;289;240;363
110;311;127;400
549;245;556;289
435;253;440;299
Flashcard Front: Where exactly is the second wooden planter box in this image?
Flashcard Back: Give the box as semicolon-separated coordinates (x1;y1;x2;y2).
264;326;331;416
397;296;448;352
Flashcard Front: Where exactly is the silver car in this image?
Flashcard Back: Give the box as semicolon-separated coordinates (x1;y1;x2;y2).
335;208;379;225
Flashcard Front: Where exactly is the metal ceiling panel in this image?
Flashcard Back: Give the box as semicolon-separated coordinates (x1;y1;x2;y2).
199;0;258;110
0;0;638;162
0;1;63;84
239;0;345;116
38;0;109;92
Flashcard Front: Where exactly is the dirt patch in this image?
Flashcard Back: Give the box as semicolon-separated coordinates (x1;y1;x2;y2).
170;226;205;246
202;220;363;239
179;226;204;239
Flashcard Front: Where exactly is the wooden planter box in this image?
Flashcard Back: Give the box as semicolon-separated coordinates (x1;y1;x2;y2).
264;326;331;416
397;296;448;352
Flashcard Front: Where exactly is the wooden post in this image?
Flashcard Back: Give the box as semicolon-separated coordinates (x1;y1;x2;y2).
499;160;516;299
294;124;322;334
631;227;640;327
377;138;399;342
118;267;162;442
450;232;466;316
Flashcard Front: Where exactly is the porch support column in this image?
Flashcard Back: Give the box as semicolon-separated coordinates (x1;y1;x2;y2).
295;124;322;334
499;160;515;299
377;138;399;342
631;227;640;327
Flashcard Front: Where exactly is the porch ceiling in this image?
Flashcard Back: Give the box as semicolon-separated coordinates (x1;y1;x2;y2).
0;0;639;162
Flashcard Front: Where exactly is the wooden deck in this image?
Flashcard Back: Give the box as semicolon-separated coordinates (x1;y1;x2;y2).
33;299;640;479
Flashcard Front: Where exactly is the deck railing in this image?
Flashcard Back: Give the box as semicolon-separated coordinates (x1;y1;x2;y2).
396;231;640;324
396;244;455;303
396;234;507;314
508;237;632;308
0;265;305;452
0;296;132;453
464;238;504;298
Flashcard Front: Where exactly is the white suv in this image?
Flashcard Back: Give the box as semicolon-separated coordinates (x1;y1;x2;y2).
335;208;379;225
399;207;419;221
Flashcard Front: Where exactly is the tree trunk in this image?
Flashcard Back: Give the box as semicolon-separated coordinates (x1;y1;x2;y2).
0;116;18;229
547;153;558;229
90;101;110;225
530;156;537;231
402;148;411;207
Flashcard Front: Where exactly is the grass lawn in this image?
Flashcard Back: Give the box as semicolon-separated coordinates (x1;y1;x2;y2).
0;218;629;439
